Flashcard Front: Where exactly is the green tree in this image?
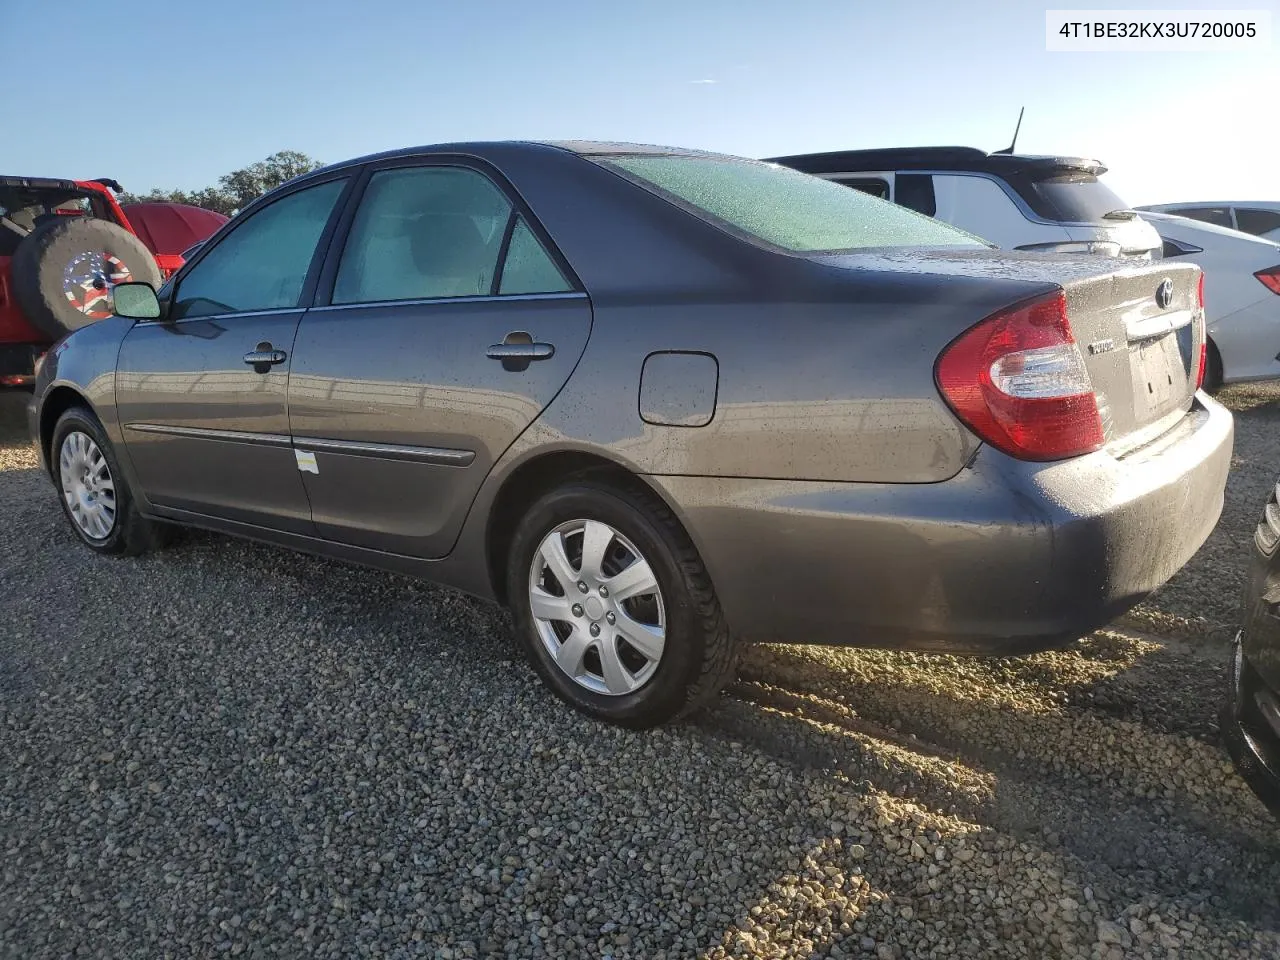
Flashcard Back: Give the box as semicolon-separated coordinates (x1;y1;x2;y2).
118;151;323;217
215;150;323;214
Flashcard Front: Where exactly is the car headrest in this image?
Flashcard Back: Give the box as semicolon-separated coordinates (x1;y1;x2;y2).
406;213;490;276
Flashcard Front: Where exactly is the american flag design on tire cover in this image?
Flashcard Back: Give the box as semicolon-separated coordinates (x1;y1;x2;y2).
63;251;134;320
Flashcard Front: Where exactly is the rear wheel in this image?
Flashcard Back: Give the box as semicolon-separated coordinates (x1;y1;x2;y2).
507;478;737;728
51;407;162;556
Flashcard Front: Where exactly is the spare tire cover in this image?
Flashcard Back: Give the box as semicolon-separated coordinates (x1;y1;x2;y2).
11;216;163;339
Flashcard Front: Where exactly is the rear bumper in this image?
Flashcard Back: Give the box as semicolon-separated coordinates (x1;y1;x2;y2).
650;393;1233;653
1222;635;1280;816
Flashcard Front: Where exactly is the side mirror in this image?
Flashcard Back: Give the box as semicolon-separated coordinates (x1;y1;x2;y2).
112;282;162;320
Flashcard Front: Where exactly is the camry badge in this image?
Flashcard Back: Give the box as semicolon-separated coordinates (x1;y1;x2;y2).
1155;278;1174;310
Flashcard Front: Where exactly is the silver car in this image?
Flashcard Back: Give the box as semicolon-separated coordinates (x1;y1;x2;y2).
27;141;1233;727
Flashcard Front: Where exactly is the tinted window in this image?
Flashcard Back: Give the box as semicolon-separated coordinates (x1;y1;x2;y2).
895;174;936;217
172;179;345;319
1161;238;1202;259
1236;208;1280;236
1012;172;1131;223
499;217;572;295
836;177;889;200
599;155;984;252
334;167;511;304
1172;206;1233;228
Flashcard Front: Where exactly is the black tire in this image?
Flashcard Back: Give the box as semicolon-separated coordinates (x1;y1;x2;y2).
1203;338;1224;395
506;477;737;728
50;406;162;556
11;217;161;339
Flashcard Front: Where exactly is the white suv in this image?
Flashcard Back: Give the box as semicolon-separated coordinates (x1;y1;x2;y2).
767;146;1162;259
1136;202;1280;241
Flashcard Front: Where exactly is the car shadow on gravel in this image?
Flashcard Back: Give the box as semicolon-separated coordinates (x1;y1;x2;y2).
710;640;1280;929
4;503;1279;956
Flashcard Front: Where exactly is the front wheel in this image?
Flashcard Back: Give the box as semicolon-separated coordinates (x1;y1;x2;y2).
507;478;737;728
51;406;163;556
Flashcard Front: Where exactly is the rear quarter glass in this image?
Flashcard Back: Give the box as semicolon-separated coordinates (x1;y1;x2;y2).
596;155;990;254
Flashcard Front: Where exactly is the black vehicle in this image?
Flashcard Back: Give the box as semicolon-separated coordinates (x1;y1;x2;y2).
1224;477;1280;814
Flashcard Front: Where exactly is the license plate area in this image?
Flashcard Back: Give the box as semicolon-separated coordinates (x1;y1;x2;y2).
1128;332;1191;423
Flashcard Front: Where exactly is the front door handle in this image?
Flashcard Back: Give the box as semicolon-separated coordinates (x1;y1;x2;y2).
486;332;555;371
244;341;287;374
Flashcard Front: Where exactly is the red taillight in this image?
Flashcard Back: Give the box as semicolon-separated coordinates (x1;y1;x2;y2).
935;290;1103;461
1256;266;1280;296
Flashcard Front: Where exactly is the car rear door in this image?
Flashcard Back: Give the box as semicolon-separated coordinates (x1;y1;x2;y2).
287;159;591;558
115;174;352;533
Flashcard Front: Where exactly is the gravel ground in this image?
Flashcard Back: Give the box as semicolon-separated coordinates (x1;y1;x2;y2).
2;386;1279;959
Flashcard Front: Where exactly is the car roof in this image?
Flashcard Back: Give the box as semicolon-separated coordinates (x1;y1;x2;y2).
1138;210;1280;245
0;175;81;191
1137;201;1280;211
762;146;1107;177
282;140;741;189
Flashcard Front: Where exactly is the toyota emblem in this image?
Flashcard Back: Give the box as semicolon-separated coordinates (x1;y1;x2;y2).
1155;278;1174;310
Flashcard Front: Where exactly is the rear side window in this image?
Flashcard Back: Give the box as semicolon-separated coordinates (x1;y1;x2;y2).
1176;206;1233;228
895;174;937;217
1236;208;1280;237
335;167;511;304
333;167;573;304
499;217;571;295
1012;172;1131;224
598;155;983;253
173;179;346;319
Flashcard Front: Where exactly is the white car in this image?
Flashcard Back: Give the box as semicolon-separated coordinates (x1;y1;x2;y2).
1137;201;1280;242
767;147;1163;260
1140;211;1280;388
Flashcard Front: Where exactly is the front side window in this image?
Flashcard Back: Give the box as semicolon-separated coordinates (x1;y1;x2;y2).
172;178;346;320
334;167;514;304
597;154;983;253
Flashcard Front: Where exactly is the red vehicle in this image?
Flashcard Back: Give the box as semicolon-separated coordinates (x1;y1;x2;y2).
0;176;227;386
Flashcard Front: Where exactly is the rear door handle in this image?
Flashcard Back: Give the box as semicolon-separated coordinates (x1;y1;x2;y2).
244;342;287;373
487;332;555;371
485;343;555;360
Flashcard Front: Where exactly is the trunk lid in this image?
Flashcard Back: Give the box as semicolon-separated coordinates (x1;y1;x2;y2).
813;249;1204;452
1060;261;1203;449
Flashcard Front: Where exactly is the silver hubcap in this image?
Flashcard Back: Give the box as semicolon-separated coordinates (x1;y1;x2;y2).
58;431;116;540
528;519;666;696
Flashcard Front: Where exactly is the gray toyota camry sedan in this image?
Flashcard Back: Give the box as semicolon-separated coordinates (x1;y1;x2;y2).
27;141;1233;727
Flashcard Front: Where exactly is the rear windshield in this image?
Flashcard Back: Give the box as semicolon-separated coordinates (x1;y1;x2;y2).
596;154;986;253
1015;172;1131;224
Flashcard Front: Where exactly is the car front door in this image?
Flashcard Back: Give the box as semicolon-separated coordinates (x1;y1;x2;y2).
286;161;591;558
115;175;351;533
